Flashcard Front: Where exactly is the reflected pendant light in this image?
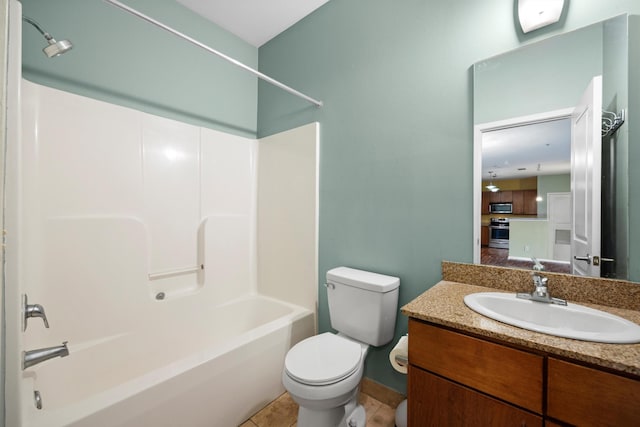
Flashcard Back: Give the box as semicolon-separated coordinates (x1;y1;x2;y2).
485;172;499;192
518;0;565;33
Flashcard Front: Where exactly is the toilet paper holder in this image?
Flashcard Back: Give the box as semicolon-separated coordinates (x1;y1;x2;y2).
394;354;408;366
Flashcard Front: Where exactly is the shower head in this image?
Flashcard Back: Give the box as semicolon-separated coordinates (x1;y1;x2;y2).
22;15;73;58
43;38;73;58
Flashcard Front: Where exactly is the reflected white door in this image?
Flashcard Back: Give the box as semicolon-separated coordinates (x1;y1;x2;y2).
548;192;571;262
571;76;602;277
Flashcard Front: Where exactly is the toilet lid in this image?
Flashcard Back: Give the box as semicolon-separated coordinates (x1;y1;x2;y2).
285;333;362;386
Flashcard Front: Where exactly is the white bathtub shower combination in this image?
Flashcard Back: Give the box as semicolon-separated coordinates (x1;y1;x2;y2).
24;295;313;427
6;79;318;427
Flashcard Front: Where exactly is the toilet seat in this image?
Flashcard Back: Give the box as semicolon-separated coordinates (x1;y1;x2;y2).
284;333;362;386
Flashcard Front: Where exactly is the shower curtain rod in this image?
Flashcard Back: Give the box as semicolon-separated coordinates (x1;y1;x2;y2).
104;0;323;107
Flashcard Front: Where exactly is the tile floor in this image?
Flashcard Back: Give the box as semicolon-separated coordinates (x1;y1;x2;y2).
239;391;399;427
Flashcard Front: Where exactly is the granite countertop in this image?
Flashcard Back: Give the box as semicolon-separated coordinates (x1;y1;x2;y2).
402;280;640;377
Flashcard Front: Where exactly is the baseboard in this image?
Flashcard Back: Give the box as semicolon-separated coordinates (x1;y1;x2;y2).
360;377;406;407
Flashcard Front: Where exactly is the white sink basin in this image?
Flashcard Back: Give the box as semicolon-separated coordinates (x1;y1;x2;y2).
463;292;640;344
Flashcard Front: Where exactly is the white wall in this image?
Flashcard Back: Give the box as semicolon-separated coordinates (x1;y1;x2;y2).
0;1;9;425
3;3;22;425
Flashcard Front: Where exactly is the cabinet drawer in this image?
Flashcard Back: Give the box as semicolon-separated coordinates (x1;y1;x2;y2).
547;358;640;426
409;319;544;413
408;366;543;427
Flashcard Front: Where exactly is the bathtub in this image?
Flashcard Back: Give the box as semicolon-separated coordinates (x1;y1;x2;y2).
21;295;315;427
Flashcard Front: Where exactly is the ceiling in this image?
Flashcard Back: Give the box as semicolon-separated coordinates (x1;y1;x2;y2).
176;0;331;47
482;118;571;181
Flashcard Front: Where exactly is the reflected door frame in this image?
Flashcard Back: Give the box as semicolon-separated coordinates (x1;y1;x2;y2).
473;108;574;264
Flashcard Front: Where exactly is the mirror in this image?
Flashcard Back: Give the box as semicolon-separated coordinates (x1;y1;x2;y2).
472;15;631;280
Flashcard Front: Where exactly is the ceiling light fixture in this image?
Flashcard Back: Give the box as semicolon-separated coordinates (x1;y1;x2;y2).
517;0;565;34
485;172;500;192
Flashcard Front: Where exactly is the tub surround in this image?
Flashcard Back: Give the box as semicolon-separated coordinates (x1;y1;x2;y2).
11;80;319;427
402;262;640;376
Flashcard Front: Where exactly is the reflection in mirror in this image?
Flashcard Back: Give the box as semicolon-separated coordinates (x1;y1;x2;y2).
472;15;633;280
480;115;572;275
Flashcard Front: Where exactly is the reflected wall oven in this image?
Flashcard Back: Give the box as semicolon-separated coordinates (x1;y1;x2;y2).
488;217;509;249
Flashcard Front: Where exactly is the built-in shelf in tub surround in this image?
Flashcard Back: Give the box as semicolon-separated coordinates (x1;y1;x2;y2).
402;262;640;376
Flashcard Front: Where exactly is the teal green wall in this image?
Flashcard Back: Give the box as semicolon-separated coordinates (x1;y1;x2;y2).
21;0;258;137
474;22;603;124
257;0;640;393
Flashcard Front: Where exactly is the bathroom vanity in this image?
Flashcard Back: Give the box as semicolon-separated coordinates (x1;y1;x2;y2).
402;263;640;427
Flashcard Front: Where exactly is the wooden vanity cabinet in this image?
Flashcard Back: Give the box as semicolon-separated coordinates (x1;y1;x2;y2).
409;367;543;427
547;358;640;426
407;318;640;427
408;319;543;426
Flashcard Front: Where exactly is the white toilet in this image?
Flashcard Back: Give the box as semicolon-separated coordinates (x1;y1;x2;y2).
282;267;400;427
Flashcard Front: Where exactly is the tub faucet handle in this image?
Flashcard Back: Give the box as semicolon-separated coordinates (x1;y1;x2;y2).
23;294;50;331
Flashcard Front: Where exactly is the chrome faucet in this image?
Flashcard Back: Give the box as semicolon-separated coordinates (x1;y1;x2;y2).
516;258;567;305
23;341;69;370
22;294;50;331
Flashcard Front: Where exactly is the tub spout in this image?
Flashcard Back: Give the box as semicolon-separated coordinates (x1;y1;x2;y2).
23;341;69;370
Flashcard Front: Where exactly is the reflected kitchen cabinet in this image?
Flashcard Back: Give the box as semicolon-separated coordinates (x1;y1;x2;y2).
511;190;537;215
512;191;524;214
524;190;538;215
481;192;491;214
481;225;489;246
491;190;512;203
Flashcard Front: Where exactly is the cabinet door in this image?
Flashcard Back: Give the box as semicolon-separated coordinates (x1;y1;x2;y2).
512;190;524;214
408;366;543;427
481;225;489;246
489;190;513;204
409;320;544;413
547;358;640;426
481;191;490;214
524;189;538;215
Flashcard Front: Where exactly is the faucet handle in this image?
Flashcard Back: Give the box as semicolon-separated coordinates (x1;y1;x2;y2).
531;257;544;271
23;295;50;331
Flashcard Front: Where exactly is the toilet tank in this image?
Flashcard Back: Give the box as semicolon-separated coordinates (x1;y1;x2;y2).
326;267;400;347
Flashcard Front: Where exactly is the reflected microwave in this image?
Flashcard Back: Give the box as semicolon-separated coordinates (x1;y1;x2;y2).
489;202;512;214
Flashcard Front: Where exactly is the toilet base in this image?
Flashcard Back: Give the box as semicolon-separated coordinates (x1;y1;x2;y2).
298;405;346;427
296;390;366;427
343;404;366;427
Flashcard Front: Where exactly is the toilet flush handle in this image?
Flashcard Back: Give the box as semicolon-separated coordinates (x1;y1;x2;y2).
324;283;335;289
